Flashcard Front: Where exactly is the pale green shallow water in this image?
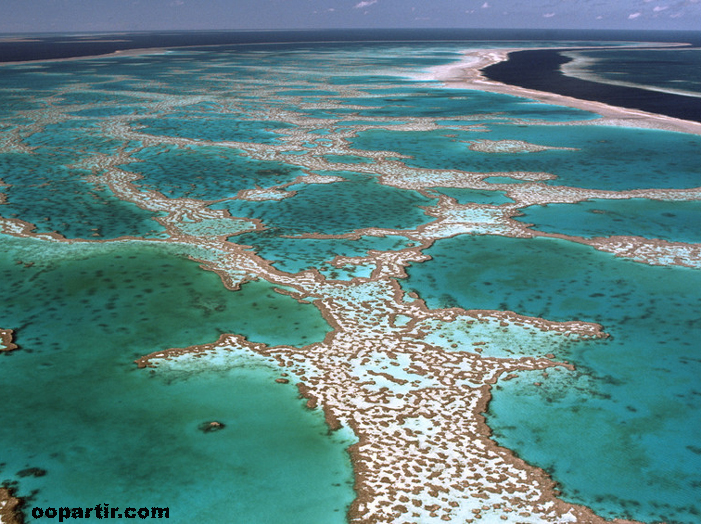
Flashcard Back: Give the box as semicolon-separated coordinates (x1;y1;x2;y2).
0;236;352;523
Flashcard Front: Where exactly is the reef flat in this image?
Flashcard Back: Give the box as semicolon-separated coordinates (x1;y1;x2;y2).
1;34;699;523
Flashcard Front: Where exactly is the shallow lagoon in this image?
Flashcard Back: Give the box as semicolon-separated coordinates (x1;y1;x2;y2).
350;124;701;190
133;117;294;145
0;150;167;240
402;234;701;523
216;171;436;236
122;144;307;201
429;187;514;205
515;198;701;243
234;232;413;275
0;236;353;523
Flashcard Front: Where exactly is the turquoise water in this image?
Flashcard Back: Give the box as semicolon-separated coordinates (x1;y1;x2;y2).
430;187;514;205
24;121;123;153
2;36;700;524
402;234;701;523
326;87;595;121
0;150;167;240
0;236;351;523
70;105;144;117
56;91;149;107
515;198;701;243
350;124;701;190
216;171;436;236
133;117;294;144
234;232;413;274
122;144;307;201
323;154;374;164
483;175;529;184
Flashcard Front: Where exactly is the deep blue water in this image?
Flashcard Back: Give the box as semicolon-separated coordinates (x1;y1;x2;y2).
3;28;695;63
562;48;701;99
483;30;701;123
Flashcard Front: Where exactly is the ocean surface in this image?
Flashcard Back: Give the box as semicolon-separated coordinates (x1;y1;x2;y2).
562;47;701;99
483;30;701;122
0;29;699;523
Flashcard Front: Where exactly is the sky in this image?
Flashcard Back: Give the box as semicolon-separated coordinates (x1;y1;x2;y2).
1;0;700;34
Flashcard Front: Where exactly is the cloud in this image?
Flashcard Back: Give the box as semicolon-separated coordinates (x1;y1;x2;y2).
628;11;642;18
354;0;377;8
481;2;490;8
543;12;555;17
653;5;669;11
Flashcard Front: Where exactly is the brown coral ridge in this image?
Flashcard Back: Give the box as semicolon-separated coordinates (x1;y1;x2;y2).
134;333;268;368
533;230;701;269
133;273;623;523
0;487;24;524
0;329;18;353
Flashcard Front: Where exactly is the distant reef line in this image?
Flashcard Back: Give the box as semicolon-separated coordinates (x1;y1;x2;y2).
1;27;699;64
